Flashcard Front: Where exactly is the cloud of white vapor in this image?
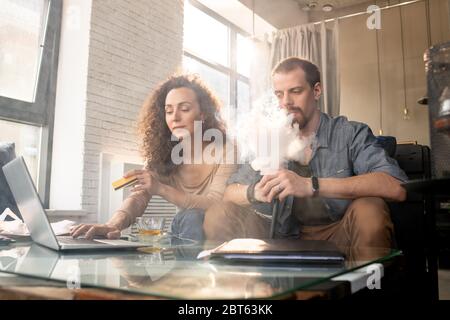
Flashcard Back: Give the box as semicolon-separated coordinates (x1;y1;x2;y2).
224;92;315;173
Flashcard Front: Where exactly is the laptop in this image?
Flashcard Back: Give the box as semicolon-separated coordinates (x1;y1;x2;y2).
2;157;143;251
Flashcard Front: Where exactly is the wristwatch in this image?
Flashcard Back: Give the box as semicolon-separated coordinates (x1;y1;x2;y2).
311;176;319;197
246;181;260;204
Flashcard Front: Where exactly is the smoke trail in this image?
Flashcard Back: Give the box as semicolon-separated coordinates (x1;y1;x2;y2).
224;92;316;171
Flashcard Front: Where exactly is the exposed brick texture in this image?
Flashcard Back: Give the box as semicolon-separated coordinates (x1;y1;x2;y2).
82;0;183;220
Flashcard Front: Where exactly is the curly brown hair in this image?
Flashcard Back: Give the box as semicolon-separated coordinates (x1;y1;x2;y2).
138;74;226;176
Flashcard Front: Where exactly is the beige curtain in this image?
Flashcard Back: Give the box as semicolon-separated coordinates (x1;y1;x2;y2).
268;21;340;117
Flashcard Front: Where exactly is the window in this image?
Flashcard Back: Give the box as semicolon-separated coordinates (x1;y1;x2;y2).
236;33;252;78
183;3;229;67
183;0;251;115
0;0;62;207
183;56;230;107
0;0;48;102
237;80;250;112
0;119;41;184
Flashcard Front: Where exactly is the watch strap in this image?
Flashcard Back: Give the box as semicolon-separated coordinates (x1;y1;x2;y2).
311;176;319;197
246;181;259;204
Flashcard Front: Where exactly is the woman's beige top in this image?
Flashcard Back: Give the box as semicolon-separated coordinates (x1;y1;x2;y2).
111;155;237;229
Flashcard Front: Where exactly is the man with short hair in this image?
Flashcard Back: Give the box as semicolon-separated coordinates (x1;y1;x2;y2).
204;57;408;248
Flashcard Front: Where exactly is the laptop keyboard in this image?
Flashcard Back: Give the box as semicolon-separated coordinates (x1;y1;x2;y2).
57;236;102;245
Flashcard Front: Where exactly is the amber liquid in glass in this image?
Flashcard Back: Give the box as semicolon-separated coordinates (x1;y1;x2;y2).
138;229;162;236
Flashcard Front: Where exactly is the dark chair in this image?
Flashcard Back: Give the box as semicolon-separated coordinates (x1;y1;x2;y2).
376;137;435;300
0;142;21;220
394;143;440;300
375;136;397;159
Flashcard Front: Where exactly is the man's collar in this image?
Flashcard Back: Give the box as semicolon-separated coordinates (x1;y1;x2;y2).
315;112;330;149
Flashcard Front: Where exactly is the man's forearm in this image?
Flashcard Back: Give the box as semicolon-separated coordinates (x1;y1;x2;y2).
223;184;251;206
318;172;406;202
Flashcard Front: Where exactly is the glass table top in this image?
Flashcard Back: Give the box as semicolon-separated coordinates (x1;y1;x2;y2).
0;236;401;299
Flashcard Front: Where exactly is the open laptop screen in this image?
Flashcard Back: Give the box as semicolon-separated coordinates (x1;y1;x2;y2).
2;157;60;250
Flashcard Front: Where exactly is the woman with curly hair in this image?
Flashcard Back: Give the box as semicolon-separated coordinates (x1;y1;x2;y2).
71;74;237;241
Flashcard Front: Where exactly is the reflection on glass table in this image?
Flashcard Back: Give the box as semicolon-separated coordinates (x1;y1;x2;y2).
0;236;401;299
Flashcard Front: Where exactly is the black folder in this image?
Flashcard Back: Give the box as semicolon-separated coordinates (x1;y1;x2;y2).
208;238;345;266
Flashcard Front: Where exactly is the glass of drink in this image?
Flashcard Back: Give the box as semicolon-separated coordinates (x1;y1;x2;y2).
135;216;165;243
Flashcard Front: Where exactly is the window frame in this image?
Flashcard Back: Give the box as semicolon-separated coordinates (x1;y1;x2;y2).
0;0;62;207
184;0;250;109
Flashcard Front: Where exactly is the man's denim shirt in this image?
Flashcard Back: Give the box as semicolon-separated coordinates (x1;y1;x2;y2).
227;112;409;238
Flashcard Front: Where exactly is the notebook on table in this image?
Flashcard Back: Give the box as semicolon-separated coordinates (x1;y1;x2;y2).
201;238;345;266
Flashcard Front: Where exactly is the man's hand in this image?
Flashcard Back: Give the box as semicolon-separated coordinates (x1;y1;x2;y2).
259;169;313;202
253;182;271;203
124;169;160;197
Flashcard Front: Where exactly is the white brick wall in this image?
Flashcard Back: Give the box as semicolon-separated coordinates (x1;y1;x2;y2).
81;0;184;221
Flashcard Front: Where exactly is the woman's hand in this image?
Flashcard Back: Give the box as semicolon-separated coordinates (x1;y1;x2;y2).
70;223;121;240
124;169;161;197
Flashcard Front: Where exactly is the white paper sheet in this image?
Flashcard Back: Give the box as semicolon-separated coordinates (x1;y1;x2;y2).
0;208;76;236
